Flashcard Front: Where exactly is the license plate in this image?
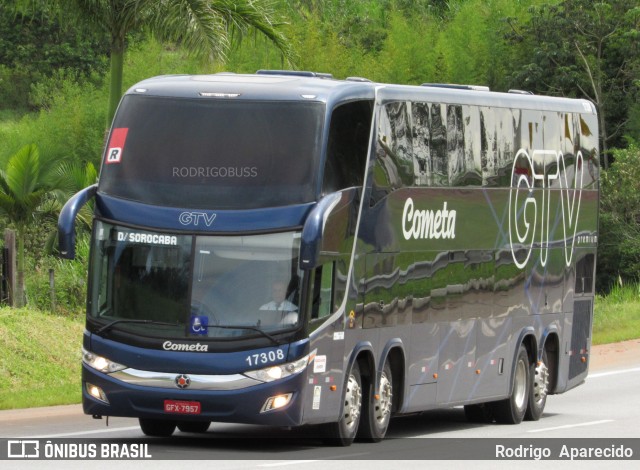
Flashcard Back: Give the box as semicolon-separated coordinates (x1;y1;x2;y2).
164;400;201;415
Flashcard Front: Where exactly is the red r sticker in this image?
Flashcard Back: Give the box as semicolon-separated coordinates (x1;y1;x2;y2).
106;128;129;164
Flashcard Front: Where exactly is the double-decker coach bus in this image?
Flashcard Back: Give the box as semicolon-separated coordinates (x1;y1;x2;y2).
59;71;599;445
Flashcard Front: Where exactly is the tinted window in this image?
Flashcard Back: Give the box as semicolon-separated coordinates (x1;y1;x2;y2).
99;96;324;209
89;221;304;338
322;100;373;194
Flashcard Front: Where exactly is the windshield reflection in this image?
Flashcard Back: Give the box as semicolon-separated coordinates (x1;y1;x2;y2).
89;221;302;339
190;232;302;336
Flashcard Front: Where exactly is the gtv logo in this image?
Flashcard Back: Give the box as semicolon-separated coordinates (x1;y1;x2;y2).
178;211;217;227
508;149;584;269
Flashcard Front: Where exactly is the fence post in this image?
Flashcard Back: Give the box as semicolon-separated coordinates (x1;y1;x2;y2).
49;268;56;313
4;229;16;307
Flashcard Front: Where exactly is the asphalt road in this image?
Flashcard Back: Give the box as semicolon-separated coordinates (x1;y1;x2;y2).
1;340;639;468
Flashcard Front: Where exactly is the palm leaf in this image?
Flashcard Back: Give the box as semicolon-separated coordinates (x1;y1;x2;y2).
5;144;42;203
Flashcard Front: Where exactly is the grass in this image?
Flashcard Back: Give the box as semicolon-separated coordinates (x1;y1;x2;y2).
0;307;84;410
0;284;637;410
593;283;640;345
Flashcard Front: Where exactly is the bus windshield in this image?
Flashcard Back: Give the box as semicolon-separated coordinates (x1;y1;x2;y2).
98;95;324;209
89;221;303;339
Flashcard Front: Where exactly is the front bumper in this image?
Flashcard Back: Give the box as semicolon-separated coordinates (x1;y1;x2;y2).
82;364;307;426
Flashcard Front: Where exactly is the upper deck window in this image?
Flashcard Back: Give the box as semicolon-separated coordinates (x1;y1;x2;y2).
322;100;373;194
99;95;324;209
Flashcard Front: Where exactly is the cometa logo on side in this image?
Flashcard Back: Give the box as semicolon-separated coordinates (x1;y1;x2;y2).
401;198;457;240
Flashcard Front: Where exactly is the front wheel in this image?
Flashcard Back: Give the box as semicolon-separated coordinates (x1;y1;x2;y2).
359;361;393;442
177;421;211;433
139;418;176;437
322;361;363;446
491;345;530;424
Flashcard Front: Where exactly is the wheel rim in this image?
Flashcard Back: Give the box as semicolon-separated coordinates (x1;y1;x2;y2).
513;357;527;409
374;371;393;426
532;361;549;405
343;373;362;431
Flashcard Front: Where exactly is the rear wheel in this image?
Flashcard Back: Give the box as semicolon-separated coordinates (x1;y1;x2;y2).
525;349;550;421
359;361;393;442
139;418;176;437
491;345;530;424
323;361;363;446
177;421;211;433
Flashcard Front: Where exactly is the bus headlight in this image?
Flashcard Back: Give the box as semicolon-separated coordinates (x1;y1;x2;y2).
82;347;127;374
244;350;316;383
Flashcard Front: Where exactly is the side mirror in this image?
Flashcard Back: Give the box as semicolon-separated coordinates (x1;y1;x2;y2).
58;184;98;259
299;193;342;270
299;188;365;271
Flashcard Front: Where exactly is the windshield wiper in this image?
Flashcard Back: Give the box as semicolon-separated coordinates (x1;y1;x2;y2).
209;324;283;346
96;319;180;335
95;319;284;346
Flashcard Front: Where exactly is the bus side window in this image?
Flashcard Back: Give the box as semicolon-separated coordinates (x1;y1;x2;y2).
575;254;595;295
311;263;334;321
371;102;414;206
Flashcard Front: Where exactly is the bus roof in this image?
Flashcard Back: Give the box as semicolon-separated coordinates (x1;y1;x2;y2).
124;72;596;115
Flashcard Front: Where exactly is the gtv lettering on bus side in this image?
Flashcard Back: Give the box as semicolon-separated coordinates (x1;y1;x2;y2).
508;149;584;269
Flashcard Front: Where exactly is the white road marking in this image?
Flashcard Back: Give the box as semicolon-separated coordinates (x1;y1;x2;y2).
528;419;614;433
257;453;370;467
258;461;320;467
588;367;640;379
29;426;142;438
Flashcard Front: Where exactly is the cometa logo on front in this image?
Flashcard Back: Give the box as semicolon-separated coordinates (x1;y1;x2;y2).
163;341;209;352
402;198;457;240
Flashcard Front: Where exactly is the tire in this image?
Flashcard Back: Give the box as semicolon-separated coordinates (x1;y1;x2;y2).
177;421;211;433
491;345;530;424
464;403;493;423
322;361;363;446
139;418;176;437
525;349;550;421
359;361;393;442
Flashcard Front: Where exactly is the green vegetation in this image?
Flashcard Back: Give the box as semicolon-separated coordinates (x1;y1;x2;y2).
593;283;640;345
597;145;640;293
56;0;293;123
25;236;91;315
0;307;84;410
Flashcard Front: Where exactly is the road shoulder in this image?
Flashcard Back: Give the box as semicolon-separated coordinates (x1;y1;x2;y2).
590;338;640;372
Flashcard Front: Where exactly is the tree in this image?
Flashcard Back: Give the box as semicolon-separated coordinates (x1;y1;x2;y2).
597;144;640;291
505;0;640;167
0;1;109;110
59;0;294;124
0;145;58;306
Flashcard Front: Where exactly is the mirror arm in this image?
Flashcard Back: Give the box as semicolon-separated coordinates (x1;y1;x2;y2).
57;184;98;259
299;193;341;270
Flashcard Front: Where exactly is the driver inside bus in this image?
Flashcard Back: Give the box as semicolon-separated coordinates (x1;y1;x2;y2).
260;280;298;325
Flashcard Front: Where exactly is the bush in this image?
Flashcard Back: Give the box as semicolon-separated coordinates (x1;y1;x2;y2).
0;73;107;169
597;145;640;293
24;235;89;316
